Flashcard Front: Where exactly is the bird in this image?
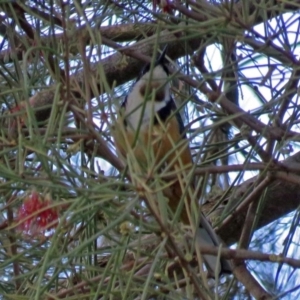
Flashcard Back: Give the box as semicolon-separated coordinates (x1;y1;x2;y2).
113;47;232;277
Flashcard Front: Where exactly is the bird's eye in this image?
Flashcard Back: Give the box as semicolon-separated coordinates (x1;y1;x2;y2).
155;89;165;102
139;84;147;97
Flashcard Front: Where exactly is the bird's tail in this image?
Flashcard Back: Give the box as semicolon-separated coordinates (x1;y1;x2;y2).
197;215;232;276
167;155;232;277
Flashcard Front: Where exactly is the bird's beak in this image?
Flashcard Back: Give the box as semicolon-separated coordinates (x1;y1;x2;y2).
157;45;168;64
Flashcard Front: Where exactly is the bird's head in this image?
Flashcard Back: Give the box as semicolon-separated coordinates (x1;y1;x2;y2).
134;46;170;103
123;47;172;130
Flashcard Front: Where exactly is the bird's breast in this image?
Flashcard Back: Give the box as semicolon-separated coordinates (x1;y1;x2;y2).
114;112;186;167
125;100;167;131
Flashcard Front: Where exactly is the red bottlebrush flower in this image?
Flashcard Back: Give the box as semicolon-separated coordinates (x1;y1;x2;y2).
160;0;172;13
17;191;58;236
153;0;172;13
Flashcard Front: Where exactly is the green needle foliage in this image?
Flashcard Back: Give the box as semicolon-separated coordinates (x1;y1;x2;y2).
1;1;300;299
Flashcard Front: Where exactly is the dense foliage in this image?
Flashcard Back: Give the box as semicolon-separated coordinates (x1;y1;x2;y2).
1;1;300;299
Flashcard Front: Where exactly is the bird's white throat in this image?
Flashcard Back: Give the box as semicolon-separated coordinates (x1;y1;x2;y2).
125;65;170;130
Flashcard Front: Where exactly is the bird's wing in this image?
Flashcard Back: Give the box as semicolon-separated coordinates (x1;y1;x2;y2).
159;102;232;276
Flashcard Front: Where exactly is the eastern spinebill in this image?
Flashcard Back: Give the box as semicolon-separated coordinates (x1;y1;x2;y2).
113;47;231;276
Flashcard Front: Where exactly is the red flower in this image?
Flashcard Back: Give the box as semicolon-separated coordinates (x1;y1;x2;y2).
17;191;58;236
153;0;172;13
161;0;172;13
